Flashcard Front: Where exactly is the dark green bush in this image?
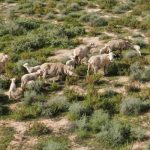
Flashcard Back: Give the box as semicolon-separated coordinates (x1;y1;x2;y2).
80;14;108;27
107;61;130;76
26;122;51;136
0;104;10;116
90;110;110;132
42;95;69;117
68;102;89;120
96;121;131;147
120;97;150;116
13;104;42;120
64;88;84;102
22;91;45;105
97;0;117;9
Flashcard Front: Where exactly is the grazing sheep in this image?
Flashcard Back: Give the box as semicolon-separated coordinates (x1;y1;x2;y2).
23;63;41;73
99;39;141;56
21;70;42;88
40;63;77;79
66;56;76;69
87;52;114;75
73;43;96;64
0;55;9;74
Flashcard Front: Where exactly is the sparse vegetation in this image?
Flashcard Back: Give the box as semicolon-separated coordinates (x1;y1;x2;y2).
0;0;149;149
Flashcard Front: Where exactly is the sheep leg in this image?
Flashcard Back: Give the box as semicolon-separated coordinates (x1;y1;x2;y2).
87;64;91;75
94;66;98;74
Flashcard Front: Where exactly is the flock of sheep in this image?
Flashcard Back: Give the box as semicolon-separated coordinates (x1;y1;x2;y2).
0;39;141;100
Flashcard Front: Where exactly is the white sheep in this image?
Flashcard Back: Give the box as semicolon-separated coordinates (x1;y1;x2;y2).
0;55;9;74
23;63;41;73
87;52;114;75
66;56;76;69
73;43;95;64
21;70;42;88
99;39;141;56
8;78;17;99
40;63;77;79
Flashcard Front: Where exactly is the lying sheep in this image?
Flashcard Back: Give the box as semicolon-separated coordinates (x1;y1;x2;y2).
99;39;141;56
23;63;41;73
21;70;42;88
87;52;114;75
40;63;77;79
0;55;9;74
73;43;96;64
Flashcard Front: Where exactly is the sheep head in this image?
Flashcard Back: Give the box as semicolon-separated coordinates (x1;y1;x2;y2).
23;63;29;68
10;78;16;82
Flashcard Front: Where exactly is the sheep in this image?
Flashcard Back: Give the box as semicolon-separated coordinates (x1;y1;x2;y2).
40;63;77;79
0;55;9;74
73;43;96;64
8;78;17;99
21;70;42;88
66;56;76;69
23;63;41;73
7;78;22;100
99;39;141;56
87;52;114;75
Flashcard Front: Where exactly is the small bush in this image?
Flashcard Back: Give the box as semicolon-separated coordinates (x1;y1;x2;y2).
22;91;44;105
13;104;42;120
0;104;10;116
68;102;88;120
98;0;117;9
107;61;130;76
0;127;15;150
133;37;147;48
75;116;89;139
36;136;68;150
42;95;69;117
120;97;150;116
64;88;84;102
75;64;88;77
90;110;110;132
26;122;51;136
96;121;131;147
0;90;9;104
80;14;108;27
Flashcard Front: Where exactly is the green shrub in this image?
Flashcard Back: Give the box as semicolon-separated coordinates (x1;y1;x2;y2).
64;88;84;102
0;77;10;89
42;95;69;117
49;82;62;92
0;127;15;150
96;121;131;147
97;0;117;9
0;104;10;116
90;110;110;132
68;102;88;120
13;104;42;120
80;14;108;27
36;136;68;150
75;64;88;77
133;37;147;48
99;93;122;115
22;91;44;105
107;61;130;76
26;122;51;136
26;80;45;93
0;90;9;104
75;116;89;139
120;97;150;116
16;18;40;30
